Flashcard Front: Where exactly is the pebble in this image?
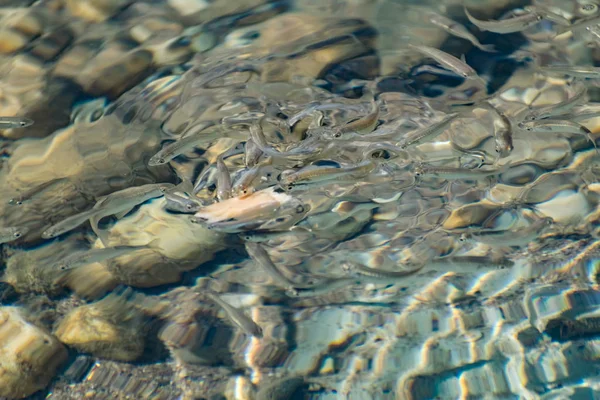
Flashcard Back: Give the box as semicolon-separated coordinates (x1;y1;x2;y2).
0;306;67;398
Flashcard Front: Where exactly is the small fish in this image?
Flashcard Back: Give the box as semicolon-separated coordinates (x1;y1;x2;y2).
192;61;259;88
557;14;600;36
321;98;380;140
240;228;314;243
525;5;571;27
414;163;506;180
249;123;324;161
287;102;363;127
52;245;148;272
192;164;218;195
42;208;99;239
518;119;592;134
219;141;246;160
408;44;479;79
428;255;514;272
538;65;600;79
278;160;375;189
244;139;263;167
586;25;600;46
91;183;174;244
464;7;542;34
397;113;459;149
245;242;310;294
460;217;553;247
254;201;311;231
222;112;265;126
483;103;513;157
519;119;599;153
557;103;600;121
148;124;215;166
341;261;424;280
0;226;28;243
287;277;360;298
164;191;202;213
8;178;70;206
524;85;587;121
0;116;34;129
427;12;496;52
231;166;261;198
204;291;263;338
494;118;514;158
203;200;309;233
216;157;232;201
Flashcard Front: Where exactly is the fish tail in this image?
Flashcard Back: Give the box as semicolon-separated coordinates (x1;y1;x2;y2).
477;43;497;52
89;215;109;246
97;230;110;247
583;129;600;156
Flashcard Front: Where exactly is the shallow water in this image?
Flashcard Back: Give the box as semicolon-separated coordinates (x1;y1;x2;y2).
2;0;600;399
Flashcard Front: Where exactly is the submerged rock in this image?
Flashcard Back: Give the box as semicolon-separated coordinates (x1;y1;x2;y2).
54;289;145;361
0;110;172;243
94;198;227;287
0;306;67;398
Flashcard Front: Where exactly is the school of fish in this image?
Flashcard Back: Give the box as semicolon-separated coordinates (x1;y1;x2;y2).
4;1;600;398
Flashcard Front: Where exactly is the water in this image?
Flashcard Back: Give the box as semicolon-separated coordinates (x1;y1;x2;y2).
1;0;600;399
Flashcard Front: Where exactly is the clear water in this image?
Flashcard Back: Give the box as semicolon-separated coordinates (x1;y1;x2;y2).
1;0;600;399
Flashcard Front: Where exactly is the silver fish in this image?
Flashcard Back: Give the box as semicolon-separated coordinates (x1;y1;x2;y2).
249;123;324;161
91;183;174;244
319;99;380;140
460;217;553;247
518;119;592;134
341;261;424;280
427;12;496;52
525;5;571;27
464;7;542;34
408;44;479;79
254;202;311;232
216;157;232;201
557;103;600;121
279;160;375;188
0;116;34;129
287;277;360;298
428;255;514;273
222;112;265;126
414;163;506;180
287;102;363;127
204;291;263;338
586;25;600;46
219;141;246;160
245;242;311;294
524;85;587;121
0;226;28;243
192;164;218;195
557;14;600;36
8;178;70;206
397;113;459;149
192;61;259;88
231;166;261;198
519;119;599;153
42;208;99;239
244;139;263;167
164;191;202;213
484;103;514;157
239;228;314;243
148;124;215;166
53;245;148;272
538;65;600;79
